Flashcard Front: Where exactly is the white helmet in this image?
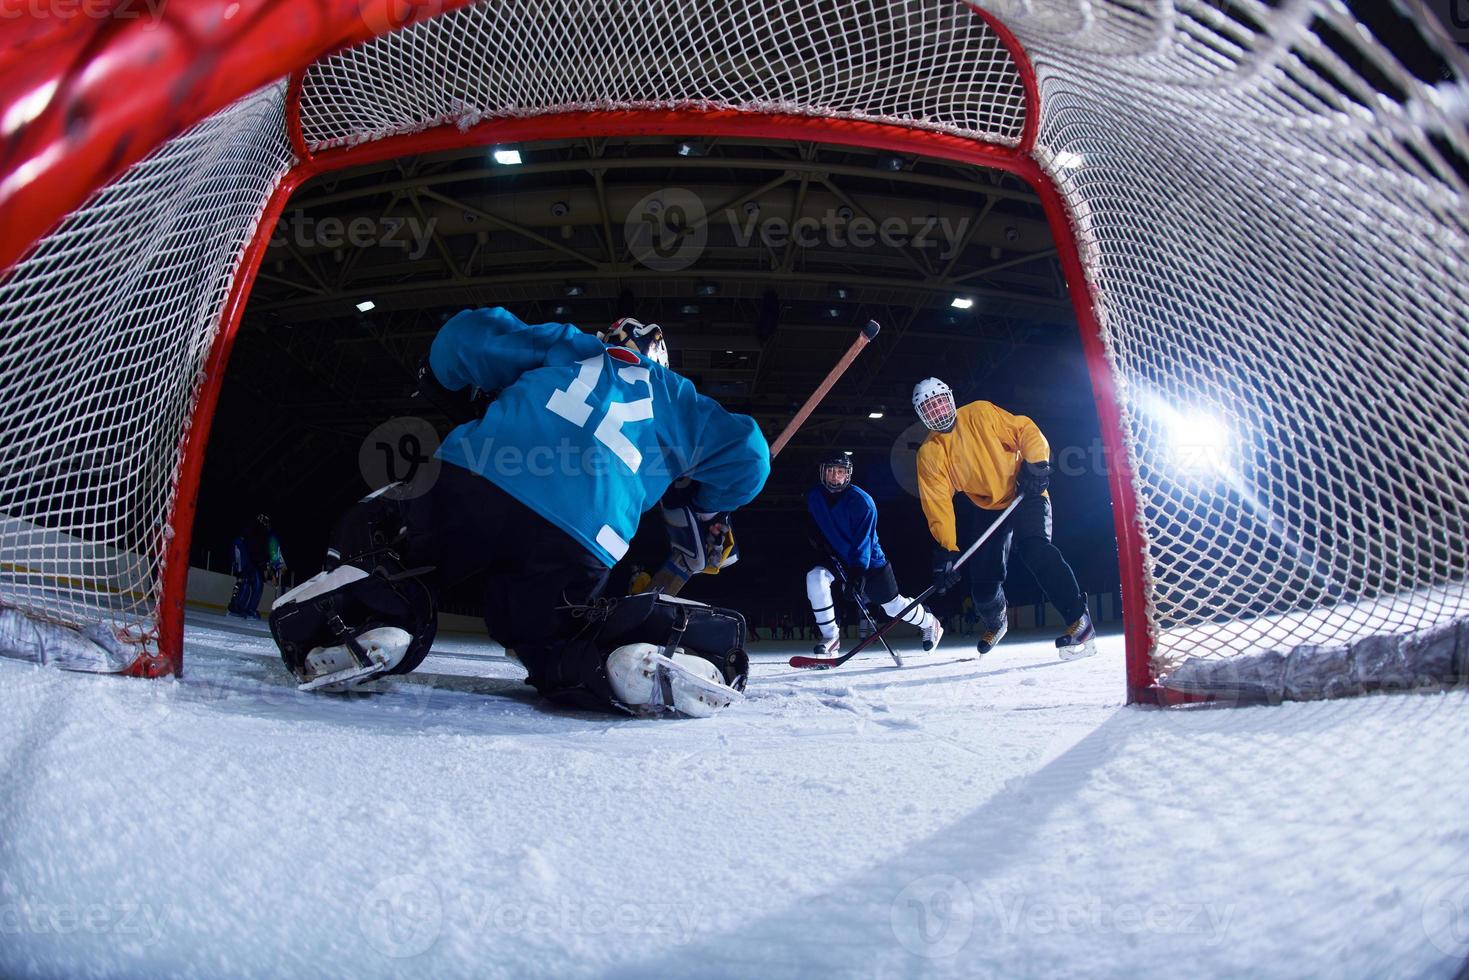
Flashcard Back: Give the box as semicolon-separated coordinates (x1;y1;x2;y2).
913;377;956;432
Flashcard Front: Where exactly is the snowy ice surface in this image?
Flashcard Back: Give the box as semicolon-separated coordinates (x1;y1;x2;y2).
2;610;1467;978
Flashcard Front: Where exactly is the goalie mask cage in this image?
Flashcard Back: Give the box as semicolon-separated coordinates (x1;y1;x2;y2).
1;0;1466;703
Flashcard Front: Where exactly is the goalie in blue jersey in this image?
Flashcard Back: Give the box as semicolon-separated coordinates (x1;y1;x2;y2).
804;453;942;657
269;308;770;717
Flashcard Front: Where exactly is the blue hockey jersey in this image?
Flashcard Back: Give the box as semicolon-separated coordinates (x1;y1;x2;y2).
430;307;771;566
807;484;887;571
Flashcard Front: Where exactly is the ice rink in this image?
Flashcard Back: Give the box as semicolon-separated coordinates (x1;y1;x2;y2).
2;610;1467;977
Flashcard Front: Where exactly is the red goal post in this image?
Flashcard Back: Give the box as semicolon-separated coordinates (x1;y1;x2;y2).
1;1;1465;704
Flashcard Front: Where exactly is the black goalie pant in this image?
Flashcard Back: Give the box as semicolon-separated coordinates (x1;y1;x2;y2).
957;493;1086;626
398;463;610;682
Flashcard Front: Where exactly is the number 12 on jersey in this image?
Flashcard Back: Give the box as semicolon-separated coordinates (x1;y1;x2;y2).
545;354;656;473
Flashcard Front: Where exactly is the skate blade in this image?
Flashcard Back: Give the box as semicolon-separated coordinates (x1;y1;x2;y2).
298;662;388;693
623;654;744;719
1056;636;1098;661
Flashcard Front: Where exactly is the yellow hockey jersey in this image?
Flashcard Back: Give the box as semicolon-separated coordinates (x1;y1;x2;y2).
916;400;1050;551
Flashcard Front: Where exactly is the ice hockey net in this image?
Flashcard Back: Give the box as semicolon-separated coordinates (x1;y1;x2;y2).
0;0;1465;702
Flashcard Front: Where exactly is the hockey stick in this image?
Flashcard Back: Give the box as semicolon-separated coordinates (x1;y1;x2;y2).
789;494;1025;670
824;554;903;668
651;319;881;596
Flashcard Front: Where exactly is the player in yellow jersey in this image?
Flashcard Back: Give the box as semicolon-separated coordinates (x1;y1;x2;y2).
911;377;1096;659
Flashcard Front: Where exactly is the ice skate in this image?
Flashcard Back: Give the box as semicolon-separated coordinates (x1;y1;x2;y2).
298;626;412;692
977;618;1008;656
812;634;841;658
921;616;944;652
1055;611;1097;660
605;642;744;718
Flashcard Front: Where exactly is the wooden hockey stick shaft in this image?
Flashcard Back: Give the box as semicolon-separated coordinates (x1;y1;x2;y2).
651;320;880;596
768;319;880;458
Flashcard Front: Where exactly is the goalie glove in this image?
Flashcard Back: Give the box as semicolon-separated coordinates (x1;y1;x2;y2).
412;355;493;425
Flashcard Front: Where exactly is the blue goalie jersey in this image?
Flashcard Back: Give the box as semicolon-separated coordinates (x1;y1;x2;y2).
430;307;771;567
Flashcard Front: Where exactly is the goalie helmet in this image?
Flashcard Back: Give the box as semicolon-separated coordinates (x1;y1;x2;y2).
601;317;668;368
913;377;956;432
818;452;853;493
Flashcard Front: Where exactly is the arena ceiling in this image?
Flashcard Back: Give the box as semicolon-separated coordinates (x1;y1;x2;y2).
222;135;1089;510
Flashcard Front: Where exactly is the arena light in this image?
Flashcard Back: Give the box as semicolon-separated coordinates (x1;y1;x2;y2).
492;146;522;166
1158;404;1235;479
950;296;974;310
868;411;884;419
355;300;376;313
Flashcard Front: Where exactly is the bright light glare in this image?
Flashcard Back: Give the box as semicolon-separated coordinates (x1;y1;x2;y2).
492;148;523;165
355;300;376;313
868;411;884;419
950;297;974;310
1166;410;1232;476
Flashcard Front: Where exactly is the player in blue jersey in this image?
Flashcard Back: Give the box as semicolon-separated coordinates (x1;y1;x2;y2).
269;309;770;716
804;453;942;657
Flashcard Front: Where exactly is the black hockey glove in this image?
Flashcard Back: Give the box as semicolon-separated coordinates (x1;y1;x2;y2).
932;549;962;595
1017;459;1051;497
843;569;868;608
697;512;735;571
412;356;493;425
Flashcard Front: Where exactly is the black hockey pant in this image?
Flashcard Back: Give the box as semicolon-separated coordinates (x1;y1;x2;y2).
398;462;610;681
957;493;1086;627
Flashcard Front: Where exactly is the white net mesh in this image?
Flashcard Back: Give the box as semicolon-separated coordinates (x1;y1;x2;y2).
1006;1;1469;678
2;0;1465;692
0;84;293;662
296;0;1028;150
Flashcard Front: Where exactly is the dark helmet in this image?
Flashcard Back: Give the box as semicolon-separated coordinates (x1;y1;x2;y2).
818;453;853;493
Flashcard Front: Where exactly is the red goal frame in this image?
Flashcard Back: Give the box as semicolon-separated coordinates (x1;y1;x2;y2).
0;2;1158;702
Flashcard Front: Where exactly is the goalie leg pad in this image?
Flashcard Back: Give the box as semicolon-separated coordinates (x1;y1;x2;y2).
270;553;437;691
